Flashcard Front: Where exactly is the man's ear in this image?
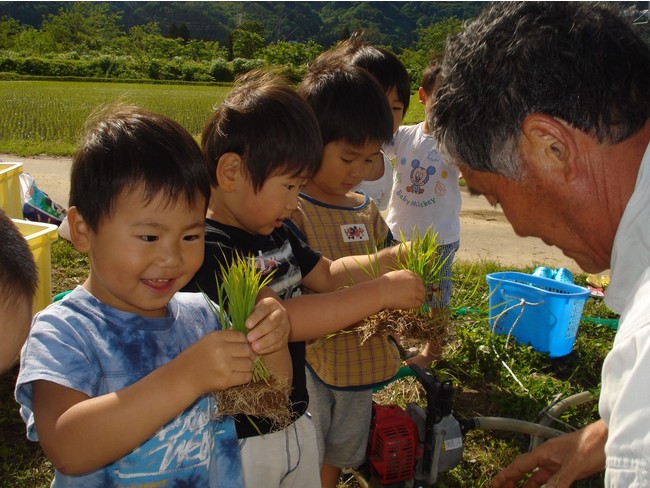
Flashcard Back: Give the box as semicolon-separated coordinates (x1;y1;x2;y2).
67;207;91;253
418;86;426;105
216;152;243;193
521;114;579;182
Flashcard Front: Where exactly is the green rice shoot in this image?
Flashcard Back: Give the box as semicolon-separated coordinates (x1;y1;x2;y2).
396;227;449;315
203;252;274;383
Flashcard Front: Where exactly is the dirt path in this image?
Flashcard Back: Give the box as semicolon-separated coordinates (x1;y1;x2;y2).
2;153;581;272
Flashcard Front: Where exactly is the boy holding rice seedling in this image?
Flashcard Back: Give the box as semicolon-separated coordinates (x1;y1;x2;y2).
15;104;290;487
184;69;425;488
324;36;458;369
383;60;461;368
290;58;407;488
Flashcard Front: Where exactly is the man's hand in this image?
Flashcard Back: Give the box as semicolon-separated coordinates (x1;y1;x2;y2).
491;420;607;488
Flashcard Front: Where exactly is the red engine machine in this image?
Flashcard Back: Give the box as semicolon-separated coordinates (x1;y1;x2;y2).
367;404;421;483
354;364;587;487
354;365;464;488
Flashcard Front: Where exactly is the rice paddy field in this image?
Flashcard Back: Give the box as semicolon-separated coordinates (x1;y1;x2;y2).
0;80;232;156
0;79;427;157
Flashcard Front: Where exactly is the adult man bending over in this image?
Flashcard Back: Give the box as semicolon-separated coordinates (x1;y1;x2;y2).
430;2;650;486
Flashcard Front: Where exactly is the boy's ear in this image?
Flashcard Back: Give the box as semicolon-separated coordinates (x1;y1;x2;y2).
216;152;243;192
67;207;91;253
521;114;579;182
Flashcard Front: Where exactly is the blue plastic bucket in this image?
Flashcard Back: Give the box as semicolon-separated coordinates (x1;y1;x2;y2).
486;272;590;357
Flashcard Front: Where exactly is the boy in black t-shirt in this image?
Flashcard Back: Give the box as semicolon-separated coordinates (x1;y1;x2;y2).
184;69;425;488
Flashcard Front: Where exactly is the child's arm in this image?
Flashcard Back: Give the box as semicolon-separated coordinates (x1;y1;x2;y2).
31;329;254;476
309;243;409;290
287;266;425;342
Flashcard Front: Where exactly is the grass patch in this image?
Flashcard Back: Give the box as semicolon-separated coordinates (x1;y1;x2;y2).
0;240;616;486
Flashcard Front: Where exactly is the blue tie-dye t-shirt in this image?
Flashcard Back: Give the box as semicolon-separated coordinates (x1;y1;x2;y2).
15;286;244;488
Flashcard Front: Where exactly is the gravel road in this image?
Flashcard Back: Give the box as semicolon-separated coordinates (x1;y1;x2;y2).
2;153;580;271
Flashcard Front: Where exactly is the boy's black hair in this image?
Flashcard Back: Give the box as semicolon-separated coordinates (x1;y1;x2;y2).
202;69;323;193
420;60;441;98
340;31;411;117
0;209;37;303
298;59;394;147
70;104;210;231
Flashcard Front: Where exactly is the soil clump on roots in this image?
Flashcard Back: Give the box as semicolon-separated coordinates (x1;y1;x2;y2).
215;374;293;431
358;308;449;353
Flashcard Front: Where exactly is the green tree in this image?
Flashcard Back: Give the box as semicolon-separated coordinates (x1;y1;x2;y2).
0;16;22;49
183;39;228;62
261;39;322;67
111;22;199;61
231;29;265;59
41;2;122;52
401;17;464;88
0;16;58;54
415;17;463;55
167;22;190;42
237;20;266;39
110;23;160;59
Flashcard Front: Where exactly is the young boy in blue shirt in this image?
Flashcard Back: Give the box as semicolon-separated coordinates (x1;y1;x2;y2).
184;69;425;488
15;104;290;487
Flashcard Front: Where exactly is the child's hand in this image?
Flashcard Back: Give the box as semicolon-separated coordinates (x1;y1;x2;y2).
183;330;255;393
377;269;425;310
245;296;290;355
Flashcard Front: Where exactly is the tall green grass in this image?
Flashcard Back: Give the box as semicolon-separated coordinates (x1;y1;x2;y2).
0;81;231;155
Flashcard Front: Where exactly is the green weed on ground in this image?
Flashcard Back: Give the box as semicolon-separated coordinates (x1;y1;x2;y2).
0;240;616;487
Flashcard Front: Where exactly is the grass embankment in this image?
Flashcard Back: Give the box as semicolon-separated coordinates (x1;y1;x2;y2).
0;239;617;487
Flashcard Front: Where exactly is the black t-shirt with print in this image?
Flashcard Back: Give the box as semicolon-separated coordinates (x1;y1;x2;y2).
183;219;321;438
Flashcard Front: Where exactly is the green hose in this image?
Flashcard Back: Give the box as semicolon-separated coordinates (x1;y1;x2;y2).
452;307;619;330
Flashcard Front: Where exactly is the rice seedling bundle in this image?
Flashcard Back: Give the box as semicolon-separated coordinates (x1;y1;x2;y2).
203;252;291;430
359;228;451;350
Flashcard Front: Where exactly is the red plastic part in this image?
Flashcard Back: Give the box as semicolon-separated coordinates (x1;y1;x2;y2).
367;403;420;483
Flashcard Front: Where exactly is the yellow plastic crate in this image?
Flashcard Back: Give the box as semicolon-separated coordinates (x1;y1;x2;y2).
12;219;59;315
0;162;24;219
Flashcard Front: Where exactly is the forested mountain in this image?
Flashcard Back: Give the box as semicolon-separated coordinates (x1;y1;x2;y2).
0;1;484;51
